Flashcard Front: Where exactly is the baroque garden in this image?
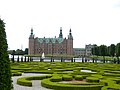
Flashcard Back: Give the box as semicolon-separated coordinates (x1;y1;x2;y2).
1;18;120;90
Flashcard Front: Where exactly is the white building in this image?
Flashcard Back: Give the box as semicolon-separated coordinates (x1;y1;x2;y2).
74;48;85;57
85;44;94;56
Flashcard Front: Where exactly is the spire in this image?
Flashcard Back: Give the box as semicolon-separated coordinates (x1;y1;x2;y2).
68;28;73;39
31;28;33;35
29;28;34;39
59;27;63;38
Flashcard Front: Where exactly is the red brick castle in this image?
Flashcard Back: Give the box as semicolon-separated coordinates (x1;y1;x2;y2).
28;27;73;55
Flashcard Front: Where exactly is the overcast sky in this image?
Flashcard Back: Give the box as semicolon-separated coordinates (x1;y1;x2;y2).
0;0;120;50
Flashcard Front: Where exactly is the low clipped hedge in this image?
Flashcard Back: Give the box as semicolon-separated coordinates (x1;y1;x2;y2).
74;75;83;80
62;75;73;81
12;72;22;76
86;77;99;83
24;70;53;74
50;76;62;82
99;80;108;86
41;78;103;90
17;77;32;86
103;73;120;77
17;75;52;87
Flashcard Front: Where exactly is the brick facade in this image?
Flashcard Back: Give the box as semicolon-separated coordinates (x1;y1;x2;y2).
28;28;73;55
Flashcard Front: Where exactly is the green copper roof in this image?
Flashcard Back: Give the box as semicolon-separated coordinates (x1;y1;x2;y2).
37;38;64;43
74;48;85;51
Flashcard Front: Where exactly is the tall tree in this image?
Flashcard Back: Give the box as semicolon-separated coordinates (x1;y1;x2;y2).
99;45;107;63
0;18;12;89
92;45;99;57
110;44;115;57
107;46;110;56
116;43;120;64
12;50;15;63
24;48;28;54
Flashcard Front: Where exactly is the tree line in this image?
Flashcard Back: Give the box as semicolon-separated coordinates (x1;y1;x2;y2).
8;48;28;55
92;43;120;63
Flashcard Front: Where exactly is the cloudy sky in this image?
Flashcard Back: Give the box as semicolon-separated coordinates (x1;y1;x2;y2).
0;0;120;50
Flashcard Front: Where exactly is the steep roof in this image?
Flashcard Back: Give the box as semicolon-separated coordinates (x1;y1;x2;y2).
37;37;64;43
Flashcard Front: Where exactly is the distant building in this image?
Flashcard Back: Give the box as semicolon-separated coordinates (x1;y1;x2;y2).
74;48;85;56
28;27;73;55
85;44;94;56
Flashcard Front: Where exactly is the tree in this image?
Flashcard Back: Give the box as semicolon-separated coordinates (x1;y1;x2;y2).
0;18;12;89
24;48;28;54
92;45;99;57
15;49;24;55
109;44;115;57
12;50;15;63
99;45;107;63
116;43;120;64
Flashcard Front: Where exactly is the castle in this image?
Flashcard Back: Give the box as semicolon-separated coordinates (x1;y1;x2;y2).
28;27;73;55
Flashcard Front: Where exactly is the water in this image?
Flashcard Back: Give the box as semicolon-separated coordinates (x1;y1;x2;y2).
9;54;111;63
9;54;84;62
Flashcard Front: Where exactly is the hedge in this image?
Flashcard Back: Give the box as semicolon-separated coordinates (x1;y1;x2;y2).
17;77;32;87
50;76;62;82
41;78;103;90
86;77;99;83
74;75;83;80
62;75;73;81
17;75;52;87
12;72;22;76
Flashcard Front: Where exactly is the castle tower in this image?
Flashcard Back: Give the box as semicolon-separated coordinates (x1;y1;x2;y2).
59;27;63;38
28;28;35;54
67;28;73;55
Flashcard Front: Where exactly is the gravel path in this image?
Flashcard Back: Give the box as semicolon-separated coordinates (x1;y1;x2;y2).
12;73;52;90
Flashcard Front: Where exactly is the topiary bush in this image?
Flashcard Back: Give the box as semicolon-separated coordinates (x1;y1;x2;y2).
74;75;83;80
62;75;73;81
86;77;99;83
0;18;12;90
50;76;62;82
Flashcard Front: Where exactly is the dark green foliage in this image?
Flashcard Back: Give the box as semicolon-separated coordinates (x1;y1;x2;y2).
0;18;12;89
99;45;108;62
17;55;19;62
116;43;120;64
24;48;28;54
110;44;115;57
11;50;15;63
92;45;100;61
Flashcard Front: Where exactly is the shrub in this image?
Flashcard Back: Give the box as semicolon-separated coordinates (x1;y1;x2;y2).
62;75;73;81
74;75;83;80
0;18;12;90
41;78;103;90
50;76;62;82
86;77;99;83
